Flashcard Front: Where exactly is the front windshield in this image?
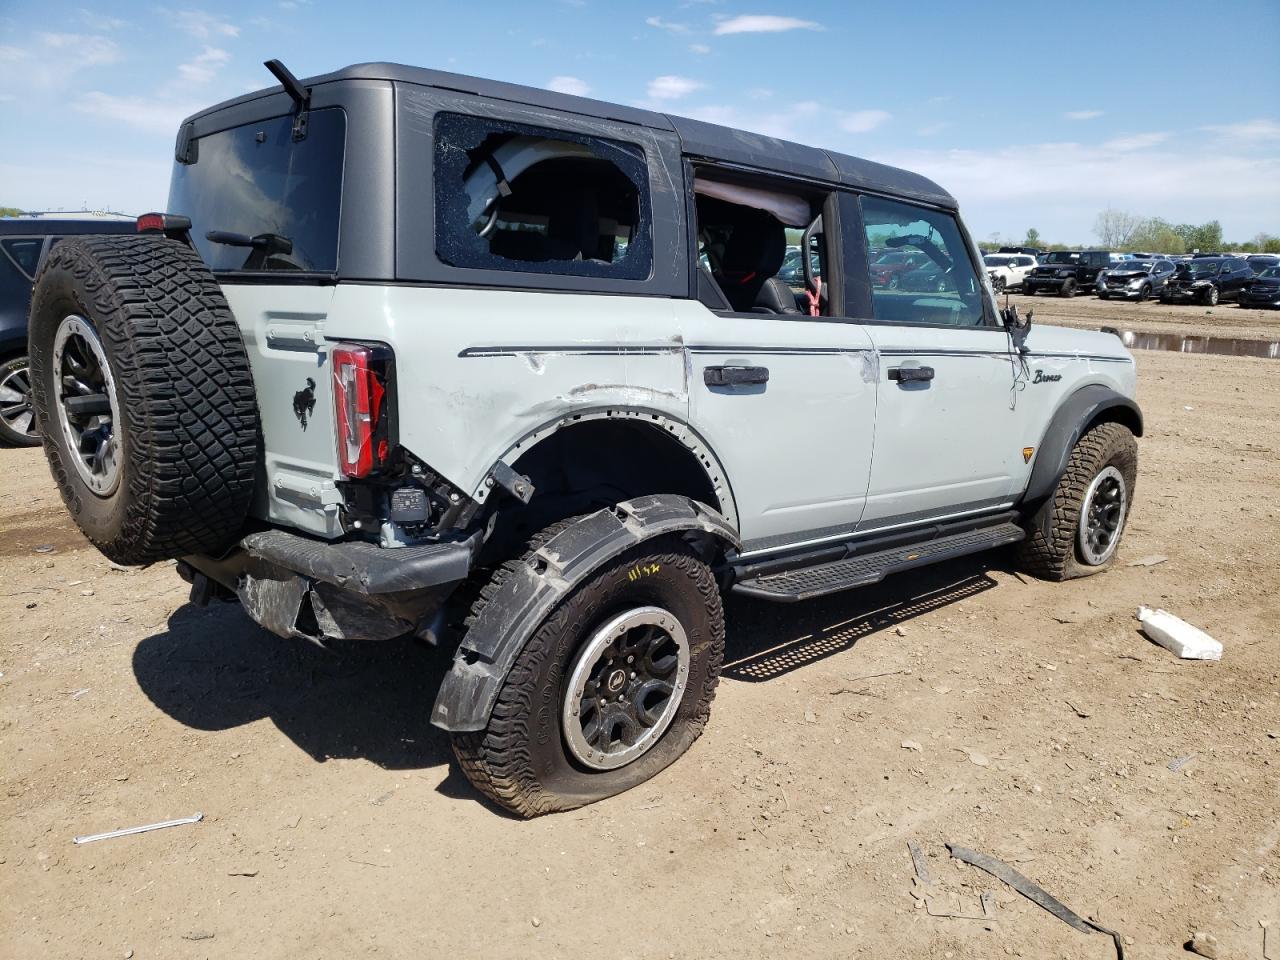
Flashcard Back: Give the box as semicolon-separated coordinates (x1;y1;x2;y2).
1043;251;1077;264
1180;261;1220;278
984;255;1013;266
1115;260;1153;271
1261;267;1280;279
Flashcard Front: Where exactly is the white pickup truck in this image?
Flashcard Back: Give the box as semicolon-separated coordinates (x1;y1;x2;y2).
27;60;1142;816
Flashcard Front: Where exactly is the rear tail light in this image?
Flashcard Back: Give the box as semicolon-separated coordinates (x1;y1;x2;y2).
136;212;193;239
332;342;396;479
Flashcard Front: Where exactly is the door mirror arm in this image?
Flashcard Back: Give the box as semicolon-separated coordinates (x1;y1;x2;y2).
1001;304;1032;354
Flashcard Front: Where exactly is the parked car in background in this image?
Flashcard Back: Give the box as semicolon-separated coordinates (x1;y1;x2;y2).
869;250;927;288
1096;258;1177;301
984;252;1036;293
1246;254;1279;275
1238;266;1280;309
1023;250;1115;297
897;260;953;292
0;213;134;445
1161;256;1255;305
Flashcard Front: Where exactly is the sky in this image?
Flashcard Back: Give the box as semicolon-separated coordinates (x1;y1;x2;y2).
1;0;1278;244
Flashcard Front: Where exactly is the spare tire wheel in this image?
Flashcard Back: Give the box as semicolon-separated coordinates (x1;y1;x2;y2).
28;235;260;565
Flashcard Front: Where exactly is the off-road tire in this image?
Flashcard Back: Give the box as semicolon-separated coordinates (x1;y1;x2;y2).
452;523;725;817
0;355;41;447
28;235;260;565
1015;421;1138;581
1059;278;1077;298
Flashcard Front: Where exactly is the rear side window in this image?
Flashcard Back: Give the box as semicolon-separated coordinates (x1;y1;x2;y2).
168;108;346;273
0;238;43;280
433;112;652;281
861;196;986;326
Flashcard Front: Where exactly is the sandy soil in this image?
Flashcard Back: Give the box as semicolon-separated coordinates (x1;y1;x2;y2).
2;297;1278;960
1006;290;1280;343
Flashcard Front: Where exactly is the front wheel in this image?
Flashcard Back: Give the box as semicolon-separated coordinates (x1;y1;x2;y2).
1202;285;1219;306
1136;283;1150;302
888;275;901;290
1060;279;1077;298
452;530;725;817
1098;292;1110;301
1015;421;1137;581
992;276;1006;294
0;355;41;447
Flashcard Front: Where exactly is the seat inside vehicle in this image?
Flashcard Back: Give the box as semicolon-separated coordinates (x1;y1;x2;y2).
694;179;816;315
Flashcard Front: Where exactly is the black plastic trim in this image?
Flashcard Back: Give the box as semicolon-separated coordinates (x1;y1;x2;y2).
240;529;481;595
1021;385;1144;507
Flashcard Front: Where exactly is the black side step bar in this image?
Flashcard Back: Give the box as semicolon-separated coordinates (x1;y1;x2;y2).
732;522;1025;603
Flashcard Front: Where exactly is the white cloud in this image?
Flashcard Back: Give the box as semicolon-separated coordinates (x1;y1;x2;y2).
74;92;201;135
689;43;711;54
1101;132;1169;152
1201;119;1280;141
917;121;952;136
645;16;689;33
1065;110;1104;120
38;33;120;65
78;9;126;31
840;109;891;133
166;10;240;40
178;46;231;84
713;15;822;35
873;137;1280;243
647;75;702;100
546;75;590;96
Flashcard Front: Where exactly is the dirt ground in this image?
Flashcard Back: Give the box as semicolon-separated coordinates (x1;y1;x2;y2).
2;296;1278;960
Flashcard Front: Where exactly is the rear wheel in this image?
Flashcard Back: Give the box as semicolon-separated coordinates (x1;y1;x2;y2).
0;355;40;447
452;528;725;817
1016;421;1137;581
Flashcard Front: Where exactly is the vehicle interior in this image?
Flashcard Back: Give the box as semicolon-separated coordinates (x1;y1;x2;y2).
692;175;827;316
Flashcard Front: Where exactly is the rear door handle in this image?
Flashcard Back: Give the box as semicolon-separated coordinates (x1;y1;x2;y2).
888;365;935;383
704;365;770;387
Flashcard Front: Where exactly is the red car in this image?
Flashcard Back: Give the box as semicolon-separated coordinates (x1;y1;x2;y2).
870;251;927;288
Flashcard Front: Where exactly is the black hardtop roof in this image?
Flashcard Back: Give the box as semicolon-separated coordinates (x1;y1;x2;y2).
0;215;134;237
186;61;957;210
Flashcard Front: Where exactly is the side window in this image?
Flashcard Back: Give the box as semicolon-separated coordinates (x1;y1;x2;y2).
860;195;986;326
693;175;827;315
433;112;652;281
0;237;44;280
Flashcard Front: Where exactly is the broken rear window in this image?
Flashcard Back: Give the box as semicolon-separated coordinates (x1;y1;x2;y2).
433;112;652;281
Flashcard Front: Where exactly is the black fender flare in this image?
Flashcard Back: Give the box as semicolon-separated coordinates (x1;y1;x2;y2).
1021;384;1143;508
430;494;741;733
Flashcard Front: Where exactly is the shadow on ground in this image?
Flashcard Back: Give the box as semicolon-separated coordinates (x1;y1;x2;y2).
133;555;1006;779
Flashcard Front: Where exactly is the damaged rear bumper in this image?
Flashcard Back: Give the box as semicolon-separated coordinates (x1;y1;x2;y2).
182;529;481;643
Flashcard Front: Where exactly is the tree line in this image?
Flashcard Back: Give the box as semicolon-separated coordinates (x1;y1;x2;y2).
983;212;1280;255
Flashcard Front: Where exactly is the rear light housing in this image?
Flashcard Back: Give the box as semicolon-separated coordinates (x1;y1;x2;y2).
331;342;396;479
136;212;193;242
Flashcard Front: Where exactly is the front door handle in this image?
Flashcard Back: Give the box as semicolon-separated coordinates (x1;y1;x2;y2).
704;365;770;387
888;365;935;383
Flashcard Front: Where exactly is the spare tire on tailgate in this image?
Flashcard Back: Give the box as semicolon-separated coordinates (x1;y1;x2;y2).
28;235;260;565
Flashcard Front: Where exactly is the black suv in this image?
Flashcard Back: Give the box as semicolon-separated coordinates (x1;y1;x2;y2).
1096;258;1176;301
1160;256;1255;306
1023;250;1115;297
0;215;135;445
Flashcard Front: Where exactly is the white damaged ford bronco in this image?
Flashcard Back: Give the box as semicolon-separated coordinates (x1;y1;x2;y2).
28;61;1141;816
